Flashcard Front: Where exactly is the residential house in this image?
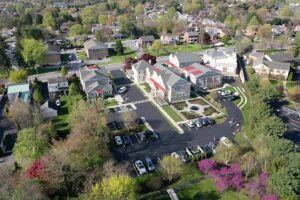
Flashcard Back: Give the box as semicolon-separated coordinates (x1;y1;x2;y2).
79;65;113;99
7;83;30;103
40;100;58;119
44;44;61;66
138;35;155;48
132;61;191;103
181;63;223;90
272;24;287;36
160;33;179;45
205;27;226;41
132;60;153;83
183;31;199;43
202;48;238;75
249;52;291;80
84;39;109;60
48;77;69;97
167;53;201;68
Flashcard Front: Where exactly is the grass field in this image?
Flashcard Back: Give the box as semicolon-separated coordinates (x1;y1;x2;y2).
52;96;71;138
162;105;183;122
76;51;88;61
109;47;136;64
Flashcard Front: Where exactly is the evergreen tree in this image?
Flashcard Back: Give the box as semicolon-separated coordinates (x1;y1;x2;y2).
0;36;11;72
114;40;124;55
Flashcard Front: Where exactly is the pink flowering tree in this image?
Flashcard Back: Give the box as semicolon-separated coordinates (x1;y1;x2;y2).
25;159;45;180
198;159;217;173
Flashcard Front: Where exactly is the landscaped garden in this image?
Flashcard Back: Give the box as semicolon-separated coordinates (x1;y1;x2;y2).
172;102;188;110
189;98;208;106
181;111;201;120
104;97;118;107
203;106;217;116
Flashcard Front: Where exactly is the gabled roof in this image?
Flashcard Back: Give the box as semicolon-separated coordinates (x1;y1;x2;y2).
173;53;201;65
84;39;108;50
80;66;109;83
48;77;68;84
186;63;222;78
133;60;152;71
46;44;60;54
150;63;188;87
41;100;57;111
186;31;198;36
268;53;294;62
85;81;112;93
140;35;155;42
203;49;227;59
263;60;290;71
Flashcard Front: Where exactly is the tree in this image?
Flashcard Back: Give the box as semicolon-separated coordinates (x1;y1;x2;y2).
241;151;257;179
114;40;124;55
0;36;11;72
33;87;44;103
135;3;144;15
83;175;136;200
121;111;137;132
248;16;260;26
68;99;108;142
102;159;129;178
9;69;27;83
22;26;44;40
68;82;81;96
60;66;68;77
159;155;182;181
151;40;163;52
12;178;49;200
48;121;57;139
257;24;272;40
7;100;32;129
43;11;57;29
98;14;107;25
118;15;138;37
24;13;33;25
69;24;87;36
22;38;46;66
254;116;287;138
35;14;43;25
214;143;240;165
139;53;156;65
124;57;138;71
280;6;294;17
13;128;49;168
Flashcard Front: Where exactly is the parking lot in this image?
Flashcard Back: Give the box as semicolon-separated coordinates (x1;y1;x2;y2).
111;100;242;162
116;85;147;103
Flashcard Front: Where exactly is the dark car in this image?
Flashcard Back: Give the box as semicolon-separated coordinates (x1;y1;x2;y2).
198;118;207;126
207;142;217;154
178;150;190;163
145;130;159;140
122;135;131;145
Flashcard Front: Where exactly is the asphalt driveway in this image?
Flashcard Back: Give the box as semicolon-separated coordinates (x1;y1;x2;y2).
117;85;146;103
111;101;243;162
110;70;132;86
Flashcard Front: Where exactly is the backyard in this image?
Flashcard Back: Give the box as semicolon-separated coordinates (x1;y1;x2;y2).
138;163;248;200
76;51;88;60
109;47;136;64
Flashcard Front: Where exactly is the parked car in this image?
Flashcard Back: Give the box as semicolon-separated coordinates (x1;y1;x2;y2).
198;118;207;126
202;144;213;156
56;99;61;107
122;135;131;145
186;146;204;157
114;136;123;146
207;142;217;154
186;121;195;128
171;151;190;163
137;131;147;142
220;137;233;147
145;157;156;171
135;160;147;175
194;120;202;128
118;86;127;94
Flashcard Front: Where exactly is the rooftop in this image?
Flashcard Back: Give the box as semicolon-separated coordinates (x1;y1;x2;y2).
7;83;29;94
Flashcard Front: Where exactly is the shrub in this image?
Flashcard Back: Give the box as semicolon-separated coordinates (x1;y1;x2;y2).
203;106;217;116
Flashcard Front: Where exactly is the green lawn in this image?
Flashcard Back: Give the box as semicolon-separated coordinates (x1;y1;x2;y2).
139;163;248;200
162;105;183;122
27;67;59;75
104;98;118;107
109;47;136;64
142;83;151;93
76;51;88;61
52;96;71;138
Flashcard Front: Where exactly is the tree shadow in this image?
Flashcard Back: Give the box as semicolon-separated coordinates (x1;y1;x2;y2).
188;191;221;200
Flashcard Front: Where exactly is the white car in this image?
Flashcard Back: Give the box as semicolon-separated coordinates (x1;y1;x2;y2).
186;121;195;128
114;136;123;146
118;86;127;94
56;99;61;107
135;160;147;175
220;137;233;147
194;120;202;128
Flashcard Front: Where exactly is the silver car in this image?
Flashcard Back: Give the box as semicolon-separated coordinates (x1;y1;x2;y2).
135;160;147;175
145;157;155;171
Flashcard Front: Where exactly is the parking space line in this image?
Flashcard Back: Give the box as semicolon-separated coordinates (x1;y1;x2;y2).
290;118;300;125
132;163;140;176
290;122;300;130
135;134;141;143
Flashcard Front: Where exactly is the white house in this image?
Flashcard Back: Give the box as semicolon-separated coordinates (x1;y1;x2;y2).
132;60;153;83
167;53;201;68
202;48;238;75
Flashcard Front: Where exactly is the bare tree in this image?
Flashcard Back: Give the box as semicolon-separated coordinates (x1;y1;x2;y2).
121;111;138;132
102;159;129;178
241;151;257;179
159;155;182;181
7;100;33;129
214;143;240;165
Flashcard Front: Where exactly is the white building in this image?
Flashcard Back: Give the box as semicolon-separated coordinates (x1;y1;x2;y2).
202;48;238;75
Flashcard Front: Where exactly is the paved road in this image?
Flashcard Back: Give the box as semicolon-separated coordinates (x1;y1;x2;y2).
109;70;243;162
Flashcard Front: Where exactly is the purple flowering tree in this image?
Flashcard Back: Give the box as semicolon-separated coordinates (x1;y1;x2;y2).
262;195;279;200
198;159;217;174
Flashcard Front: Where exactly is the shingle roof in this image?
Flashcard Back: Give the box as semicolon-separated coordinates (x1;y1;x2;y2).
268;53;294;62
84;39;108;50
150;63;188;87
133;60;152;71
174;53;201;64
48;77;68;84
187;31;198;36
204;49;227;59
80;66;109;82
263;60;290;71
140;35;155;42
41;100;57;111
